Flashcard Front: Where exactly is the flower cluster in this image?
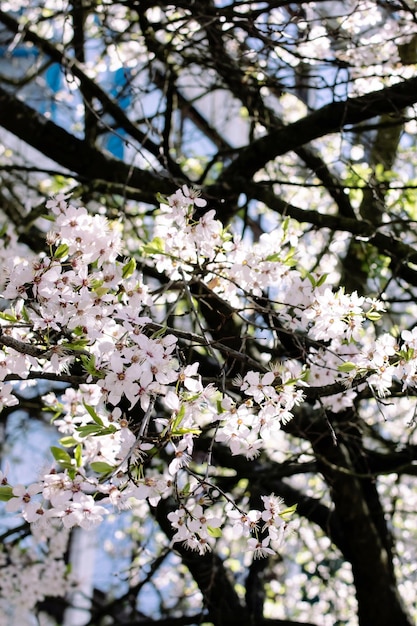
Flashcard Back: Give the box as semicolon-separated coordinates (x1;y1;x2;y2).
1;184;416;573
215;367;306;459
0;188;301;563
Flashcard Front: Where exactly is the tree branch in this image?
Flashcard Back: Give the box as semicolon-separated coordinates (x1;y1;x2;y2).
154;499;249;626
0;11;153;157
220;76;417;182
239;181;417;286
0;86;176;201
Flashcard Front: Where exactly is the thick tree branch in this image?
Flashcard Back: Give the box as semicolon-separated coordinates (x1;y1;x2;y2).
211;444;345;553
189;3;356;219
0;86;176;201
238;181;417;286
155;499;249;626
0;9;189;180
220;76;417;182
0;12;153;158
305;409;413;626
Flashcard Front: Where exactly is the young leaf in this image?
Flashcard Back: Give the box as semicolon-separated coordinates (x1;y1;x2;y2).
316;273;328;287
207;526;222;538
50;446;74;469
83;403;104;426
0;485;14;501
142;237;164;256
337;362;357;373
90;461;115;474
59;436;79;448
279;503;297;521
76;424;104;437
171;404;186;432
80;354;104;379
122;257;137;279
74;444;83;467
0;311;18;322
54;243;69;259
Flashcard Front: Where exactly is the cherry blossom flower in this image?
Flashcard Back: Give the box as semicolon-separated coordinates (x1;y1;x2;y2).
167;507;189;543
0;382;19;410
48;492;108;530
227;506;261;539
247;537;275;559
129;472;173;507
178;362;203;393
6;482;43;516
168;433;194;475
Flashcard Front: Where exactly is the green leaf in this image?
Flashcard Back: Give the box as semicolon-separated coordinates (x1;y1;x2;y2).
76;424;104;437
216;399;225;414
80;354;104;379
83;403;104;426
41;213;56;222
337;361;357;373
54;243;69;259
76;423;118;437
207;526;222;538
303;271;316;287
399;347;414;361
47;405;64;421
90;278;104;290
0;485;14;501
21;305;30;322
60;338;89;351
90;461;115;474
122;257;137;279
142;237;165;256
171;404;186;432
98;425;118;436
156;192;168;205
279;503;297;521
67;468;77;480
50;446;74;469
74;444;83;467
0;311;18;322
283;247;296;264
93;285;109;298
366;311;381;321
59;436;79;447
316;273;328;287
171;427;201;437
265;252;282;262
72;326;86;337
150;325;168;339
